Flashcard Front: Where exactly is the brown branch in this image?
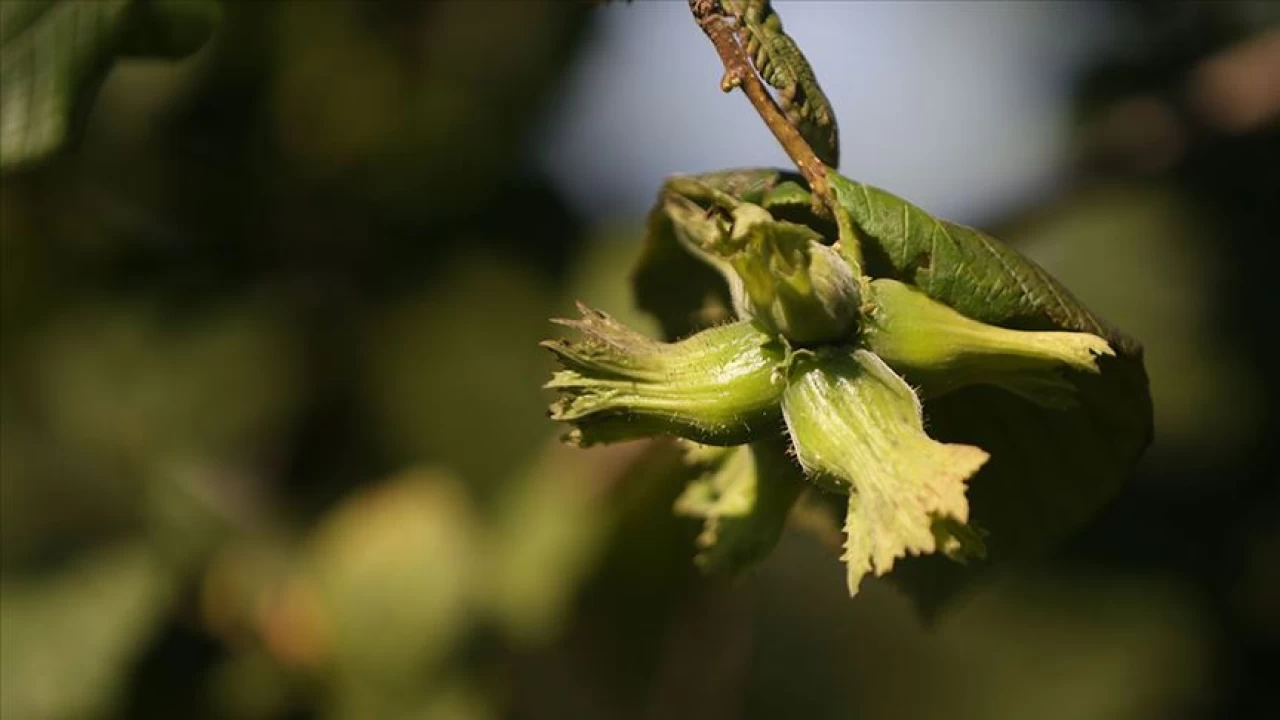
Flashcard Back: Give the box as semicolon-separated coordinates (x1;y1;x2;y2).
687;0;830;202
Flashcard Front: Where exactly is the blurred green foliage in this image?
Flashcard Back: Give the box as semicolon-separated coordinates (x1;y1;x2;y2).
0;2;1274;719
0;0;220;169
1;544;169;720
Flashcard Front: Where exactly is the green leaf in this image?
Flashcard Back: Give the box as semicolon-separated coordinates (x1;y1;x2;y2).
829;173;1138;354
2;0;130;169
825;173;1153;566
0;0;218;171
724;0;840;168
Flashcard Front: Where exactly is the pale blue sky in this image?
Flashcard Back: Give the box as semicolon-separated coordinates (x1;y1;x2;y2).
536;1;1121;224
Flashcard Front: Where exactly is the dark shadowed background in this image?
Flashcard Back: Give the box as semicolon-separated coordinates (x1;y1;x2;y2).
2;2;1277;719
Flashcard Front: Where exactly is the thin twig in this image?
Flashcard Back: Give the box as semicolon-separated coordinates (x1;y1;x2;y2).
686;0;865;271
687;0;830;202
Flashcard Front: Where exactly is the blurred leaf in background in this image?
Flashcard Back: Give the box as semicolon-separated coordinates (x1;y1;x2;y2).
742;531;1214;720
360;251;556;489
997;181;1260;457
0;544;171;720
297;468;479;718
1;0;219;169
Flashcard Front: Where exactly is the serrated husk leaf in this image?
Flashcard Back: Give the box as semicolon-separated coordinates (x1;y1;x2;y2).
635;171;799;340
645;180;860;345
673;438;804;574
781;349;989;596
723;204;861;344
673;443;755;520
542;306;785;446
